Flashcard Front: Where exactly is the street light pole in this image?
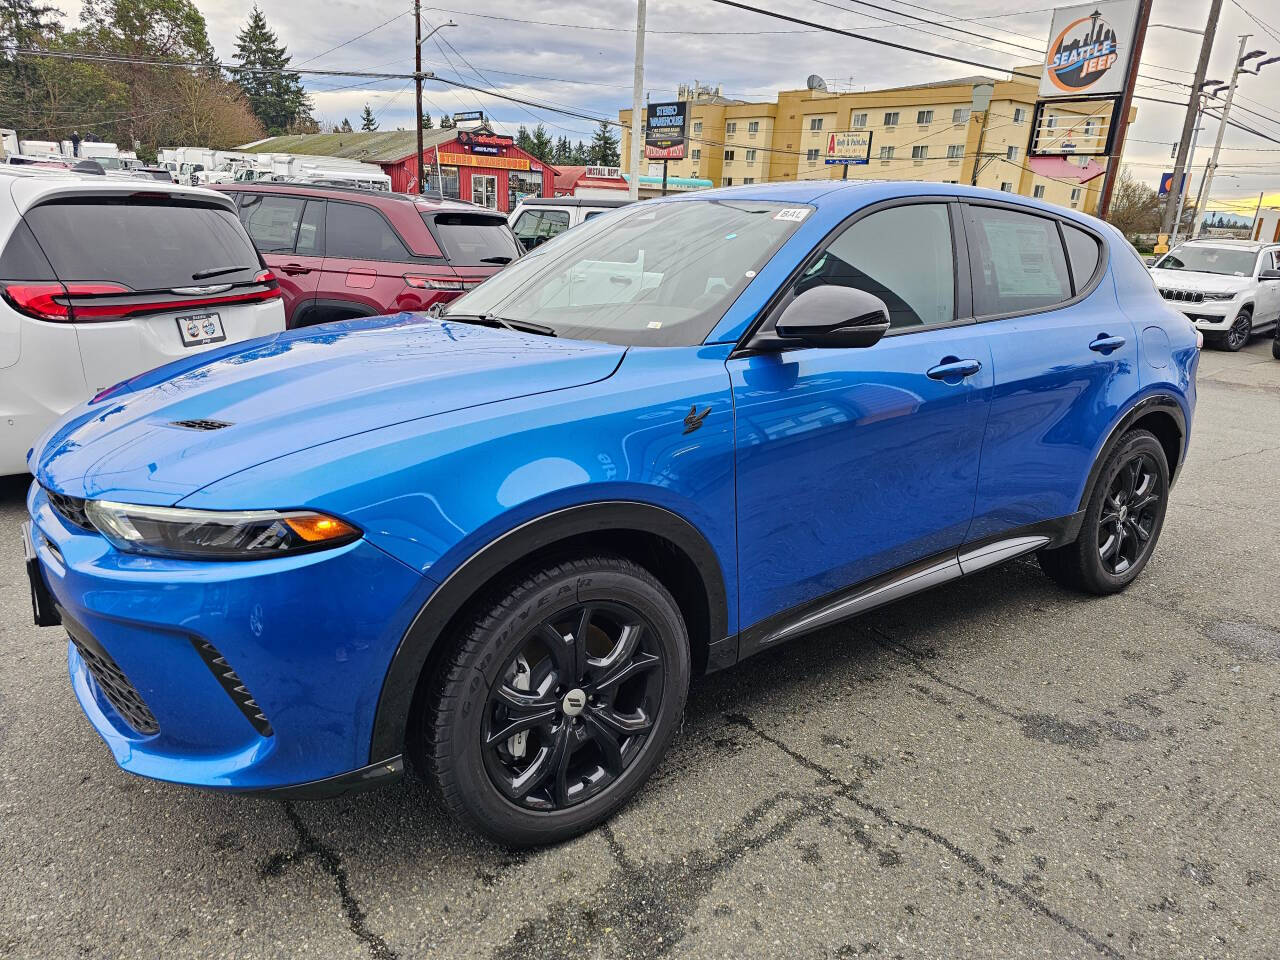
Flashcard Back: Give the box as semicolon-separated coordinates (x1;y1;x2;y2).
1192;35;1255;238
1156;1;1221;247
628;0;646;201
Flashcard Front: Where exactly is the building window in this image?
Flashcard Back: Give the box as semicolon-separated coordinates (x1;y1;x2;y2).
1070;187;1081;207
809;117;824;131
1033;184;1046;199
748;120;760;134
999;181;1013;192
946;144;964;159
852;112;868;128
806;148;820;162
1006;145;1019;161
1045;115;1057;129
884;111;899;127
743;177;755;184
691;148;701;161
723;177;733;186
911;145;928;159
693;120;702;135
1013;107;1026;123
916;109;934;125
723;149;735;162
879;145;894;159
745;149;756;163
952;107;970;125
726;121;737;135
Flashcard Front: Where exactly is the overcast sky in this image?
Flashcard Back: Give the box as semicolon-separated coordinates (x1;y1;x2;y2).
51;0;1280;209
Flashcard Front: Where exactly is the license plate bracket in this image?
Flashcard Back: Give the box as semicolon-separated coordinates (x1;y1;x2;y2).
176;311;226;347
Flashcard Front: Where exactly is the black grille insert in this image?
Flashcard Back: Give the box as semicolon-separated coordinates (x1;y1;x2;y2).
66;624;159;736
44;488;95;532
169;419;233;431
191;638;274;737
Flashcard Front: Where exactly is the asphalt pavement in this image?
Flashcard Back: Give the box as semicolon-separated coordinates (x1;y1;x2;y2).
1;338;1278;960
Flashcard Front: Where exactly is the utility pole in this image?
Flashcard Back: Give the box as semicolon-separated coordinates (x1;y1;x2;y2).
628;0;646;201
1156;3;1222;246
414;0;424;195
1193;35;1252;238
1096;0;1153;219
1169;119;1204;246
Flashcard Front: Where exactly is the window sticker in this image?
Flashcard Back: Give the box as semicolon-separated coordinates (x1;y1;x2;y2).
773;208;810;222
647;321;663;329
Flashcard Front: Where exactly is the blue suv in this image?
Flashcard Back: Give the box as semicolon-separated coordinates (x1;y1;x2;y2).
23;182;1197;846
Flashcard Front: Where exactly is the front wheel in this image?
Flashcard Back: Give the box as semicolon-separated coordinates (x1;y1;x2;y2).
1272;328;1280;360
1222;310;1252;351
422;555;690;846
1039;429;1170;595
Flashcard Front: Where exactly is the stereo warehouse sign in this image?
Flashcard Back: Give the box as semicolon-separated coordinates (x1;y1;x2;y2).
645;102;688;160
1039;0;1141;99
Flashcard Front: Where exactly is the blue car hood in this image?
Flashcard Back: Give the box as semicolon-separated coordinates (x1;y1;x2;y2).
33;314;625;504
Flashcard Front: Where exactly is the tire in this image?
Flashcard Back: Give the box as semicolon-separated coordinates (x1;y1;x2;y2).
421;555;690;847
1222;309;1252;352
1038;429;1170;595
1272;329;1280;360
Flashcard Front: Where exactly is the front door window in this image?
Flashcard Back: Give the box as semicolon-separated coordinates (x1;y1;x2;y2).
472;175;498;209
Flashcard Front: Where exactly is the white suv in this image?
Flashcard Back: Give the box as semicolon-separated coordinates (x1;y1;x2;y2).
508;197;631;252
0;168;286;474
1150;239;1280;351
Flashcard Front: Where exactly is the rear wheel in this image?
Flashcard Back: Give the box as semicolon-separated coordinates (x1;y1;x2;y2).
421;555;690;847
1039;429;1169;595
1272;327;1280;360
1222;309;1252;351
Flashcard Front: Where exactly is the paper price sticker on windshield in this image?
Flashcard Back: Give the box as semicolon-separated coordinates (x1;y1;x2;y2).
774;208;810;222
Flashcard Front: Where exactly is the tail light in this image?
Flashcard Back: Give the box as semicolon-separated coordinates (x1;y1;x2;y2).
2;282;128;321
3;275;280;323
404;275;464;291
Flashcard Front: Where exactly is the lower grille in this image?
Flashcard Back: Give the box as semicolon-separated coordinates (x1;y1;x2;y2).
69;631;159;735
44;488;96;532
191;638;274;737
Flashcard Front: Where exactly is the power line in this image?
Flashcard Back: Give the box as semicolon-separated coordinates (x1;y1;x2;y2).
293;8;413;67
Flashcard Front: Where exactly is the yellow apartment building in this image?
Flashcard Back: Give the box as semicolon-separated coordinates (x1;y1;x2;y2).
620;68;1117;214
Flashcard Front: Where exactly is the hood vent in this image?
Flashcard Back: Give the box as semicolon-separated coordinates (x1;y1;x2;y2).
169;418;233;431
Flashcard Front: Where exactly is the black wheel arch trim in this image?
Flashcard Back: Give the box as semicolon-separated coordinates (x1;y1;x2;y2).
367;500;729;762
232;755;404;800
1079;394;1187;511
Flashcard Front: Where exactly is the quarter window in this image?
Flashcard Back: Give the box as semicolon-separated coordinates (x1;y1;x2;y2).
967;206;1072;315
1063;223;1102;290
792;203;955;330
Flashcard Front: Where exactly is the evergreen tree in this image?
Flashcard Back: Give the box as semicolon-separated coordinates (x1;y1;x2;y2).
0;0;64;129
528;123;554;163
515;125;533;154
422;112;433;129
552;135;571;165
360;103;378;131
340;117;353;132
440;114;454;129
570;140;589;164
588;121;620;166
231;6;311;135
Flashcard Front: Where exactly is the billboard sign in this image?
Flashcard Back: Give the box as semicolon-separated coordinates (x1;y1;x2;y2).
452;111;485;124
1039;0;1140;100
1158;170;1191;199
645;102;687;160
825;130;873;165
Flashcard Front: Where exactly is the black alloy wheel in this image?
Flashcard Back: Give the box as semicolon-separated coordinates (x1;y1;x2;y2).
481;601;665;811
423;555;690;846
1096;452;1161;576
1224;311;1252;351
1038;429;1170;595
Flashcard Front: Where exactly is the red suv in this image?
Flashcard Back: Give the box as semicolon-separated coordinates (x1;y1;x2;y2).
215;183;521;327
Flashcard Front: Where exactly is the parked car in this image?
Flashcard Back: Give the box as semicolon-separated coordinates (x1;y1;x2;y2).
215;182;521;327
509;196;631;251
24;182;1197;846
0;166;286;475
1149;239;1280;351
135;166;177;183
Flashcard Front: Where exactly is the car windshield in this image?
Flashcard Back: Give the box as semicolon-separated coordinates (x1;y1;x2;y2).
1154;245;1257;276
442;198;809;346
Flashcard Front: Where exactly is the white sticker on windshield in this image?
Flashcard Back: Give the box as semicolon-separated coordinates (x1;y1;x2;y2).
774;208;810;222
647;321;663;329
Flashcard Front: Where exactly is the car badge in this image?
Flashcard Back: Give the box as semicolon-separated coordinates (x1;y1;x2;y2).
683;405;711;434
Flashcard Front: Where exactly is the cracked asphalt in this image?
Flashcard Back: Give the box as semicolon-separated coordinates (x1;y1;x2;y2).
2;338;1279;960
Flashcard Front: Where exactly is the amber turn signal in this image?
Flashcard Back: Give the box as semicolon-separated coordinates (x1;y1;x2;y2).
283;513;360;542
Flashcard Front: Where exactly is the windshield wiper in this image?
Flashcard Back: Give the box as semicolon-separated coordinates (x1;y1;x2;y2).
192;264;253;280
480;256;513;264
445;313;556;337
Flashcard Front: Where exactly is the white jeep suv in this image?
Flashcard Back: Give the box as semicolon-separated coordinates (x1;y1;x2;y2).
0;167;286;474
1150;239;1280;351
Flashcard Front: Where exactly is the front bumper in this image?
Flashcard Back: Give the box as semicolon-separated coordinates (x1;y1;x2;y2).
28;483;434;793
1169;301;1239;330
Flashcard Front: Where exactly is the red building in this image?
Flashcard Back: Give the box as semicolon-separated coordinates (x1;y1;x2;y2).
243;128;554;213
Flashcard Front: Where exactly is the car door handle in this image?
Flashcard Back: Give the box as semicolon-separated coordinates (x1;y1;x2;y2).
279;263;310;275
926;358;982;381
1089;334;1126;353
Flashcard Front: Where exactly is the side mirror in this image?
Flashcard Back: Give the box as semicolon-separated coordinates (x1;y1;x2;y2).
1144;256;1156;267
1259;268;1280;281
773;285;892;349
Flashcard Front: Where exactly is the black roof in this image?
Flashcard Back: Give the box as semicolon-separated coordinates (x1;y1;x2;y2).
520;197;631;209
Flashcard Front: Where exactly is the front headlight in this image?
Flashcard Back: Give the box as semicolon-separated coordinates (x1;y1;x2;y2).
1202;291;1237;301
84;500;360;560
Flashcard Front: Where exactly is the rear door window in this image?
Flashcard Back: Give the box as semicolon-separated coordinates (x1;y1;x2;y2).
426;212;522;265
325;202;410;261
966;205;1072;316
22;197;260;290
238;193;307;254
296;200;325;256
